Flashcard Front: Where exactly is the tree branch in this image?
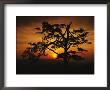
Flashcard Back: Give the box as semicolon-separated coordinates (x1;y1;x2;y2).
47;47;59;55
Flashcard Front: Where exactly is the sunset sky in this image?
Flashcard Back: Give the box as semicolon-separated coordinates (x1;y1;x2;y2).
16;16;94;62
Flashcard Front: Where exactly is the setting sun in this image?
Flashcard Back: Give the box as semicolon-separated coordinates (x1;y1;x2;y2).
52;53;57;59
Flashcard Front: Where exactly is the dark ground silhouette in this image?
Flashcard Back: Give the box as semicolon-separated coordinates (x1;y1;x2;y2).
16;58;94;74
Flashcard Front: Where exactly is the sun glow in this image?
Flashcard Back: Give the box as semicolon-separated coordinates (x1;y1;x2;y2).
52;53;58;59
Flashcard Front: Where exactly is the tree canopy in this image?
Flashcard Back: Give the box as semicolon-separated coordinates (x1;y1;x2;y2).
22;21;92;64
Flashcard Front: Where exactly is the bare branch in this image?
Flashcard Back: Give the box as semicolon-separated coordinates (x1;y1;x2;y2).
47;47;59;55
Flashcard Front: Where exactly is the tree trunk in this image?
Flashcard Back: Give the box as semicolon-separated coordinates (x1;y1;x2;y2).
63;22;72;64
64;56;68;64
63;48;68;64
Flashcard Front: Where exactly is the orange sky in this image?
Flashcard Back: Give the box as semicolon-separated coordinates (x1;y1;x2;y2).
16;16;94;61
